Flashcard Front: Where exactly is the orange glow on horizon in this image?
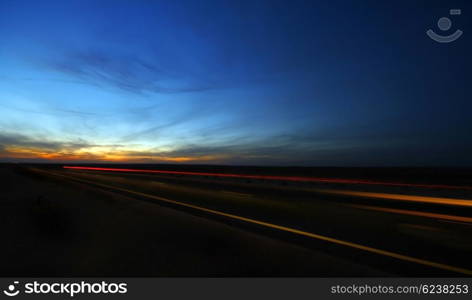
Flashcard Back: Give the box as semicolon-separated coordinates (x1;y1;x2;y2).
1;146;227;163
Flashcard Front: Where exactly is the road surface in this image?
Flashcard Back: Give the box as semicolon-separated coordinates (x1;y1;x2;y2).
1;164;471;276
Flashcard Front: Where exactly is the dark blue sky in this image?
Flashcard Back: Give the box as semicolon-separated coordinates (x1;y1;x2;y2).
0;0;471;166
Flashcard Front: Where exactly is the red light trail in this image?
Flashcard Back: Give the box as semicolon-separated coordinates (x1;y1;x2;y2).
62;166;472;190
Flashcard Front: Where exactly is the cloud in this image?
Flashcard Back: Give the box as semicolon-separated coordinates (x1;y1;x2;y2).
0;131;224;163
0;132;93;153
43;50;216;94
3;122;458;166
0;103;100;118
0;130;310;164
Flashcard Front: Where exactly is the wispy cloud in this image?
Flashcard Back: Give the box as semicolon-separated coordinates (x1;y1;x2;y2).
0;103;100;118
42;50;217;94
0;132;93;153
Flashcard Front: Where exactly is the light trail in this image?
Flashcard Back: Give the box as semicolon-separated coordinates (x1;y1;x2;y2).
36;168;472;275
350;204;472;223
322;190;472;207
63;166;472;190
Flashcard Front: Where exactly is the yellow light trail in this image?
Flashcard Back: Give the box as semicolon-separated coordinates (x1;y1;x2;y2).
320;190;472;207
349;204;472;223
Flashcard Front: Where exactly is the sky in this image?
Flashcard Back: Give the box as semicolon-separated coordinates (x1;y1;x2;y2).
0;0;471;166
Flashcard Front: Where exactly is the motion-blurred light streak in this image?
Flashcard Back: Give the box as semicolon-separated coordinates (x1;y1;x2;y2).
63;166;472;190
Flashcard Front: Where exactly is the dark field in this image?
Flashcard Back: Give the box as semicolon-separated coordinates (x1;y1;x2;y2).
1;163;472;276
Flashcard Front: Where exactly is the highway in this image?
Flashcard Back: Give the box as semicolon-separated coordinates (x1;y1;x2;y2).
17;165;472;276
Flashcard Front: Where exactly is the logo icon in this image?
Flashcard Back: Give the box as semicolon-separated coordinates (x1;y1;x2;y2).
3;282;20;297
427;9;463;43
